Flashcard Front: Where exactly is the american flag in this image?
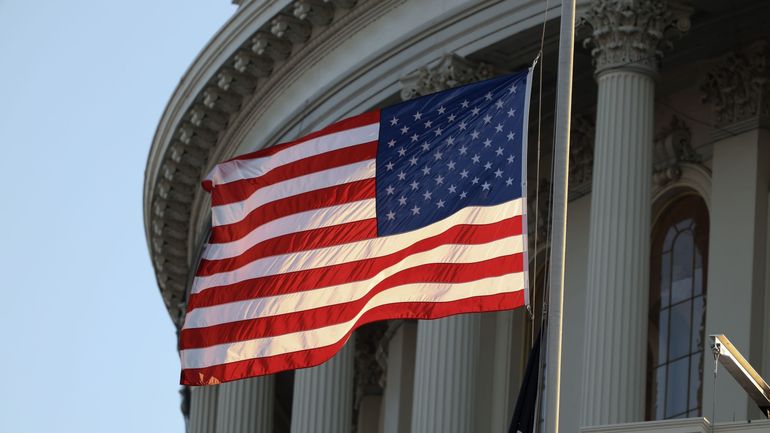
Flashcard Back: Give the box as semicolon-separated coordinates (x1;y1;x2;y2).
180;70;532;386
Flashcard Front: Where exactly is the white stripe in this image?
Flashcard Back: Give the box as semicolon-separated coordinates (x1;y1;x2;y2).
181;273;524;369
192;199;523;294
186;234;523;328
206;123;379;187
212;159;376;226
203;199;376;261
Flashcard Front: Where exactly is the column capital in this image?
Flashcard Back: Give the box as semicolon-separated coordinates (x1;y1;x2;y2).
400;54;493;100
580;0;691;75
701;41;770;133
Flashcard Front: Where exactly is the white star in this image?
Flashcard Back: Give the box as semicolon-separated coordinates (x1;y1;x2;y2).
461;99;470;108
459;145;468;155
458;121;467;131
390;116;399;126
413;111;422;120
434;127;443;136
470;131;480;140
483;114;492;124
495;147;504;156
385;161;395;170
481;181;491;191
507;108;517;117
495;99;504;109
421;142;430;151
400;125;409;134
434;174;445;184
411;133;419;142
410;180;420;190
483;138;492;148
387;139;396;147
484;161;492;170
421;166;431;175
471;107;481;116
385;185;395;195
448;114;456;122
509;83;517;93
505;177;514;186
460;169;469;178
386;210;396;220
438;105;446;115
424;120;433;129
484;91;493;100
494;168;503;178
507;154;516;164
460;191;468;199
409;156;418;166
446;136;455;145
447;160;456;170
411;205;421;215
507;131;515;141
397;171;407;180
471;177;480;184
471;154;481;163
448;184;457;193
423;190;432;200
398;147;407;157
398;195;408;205
433;150;443;160
495;123;504;133
436;199;446;208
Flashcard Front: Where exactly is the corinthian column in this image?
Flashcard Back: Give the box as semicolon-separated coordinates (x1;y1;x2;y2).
189;385;219;433
579;1;690;426
291;338;355;433
215;377;274;433
400;54;492;433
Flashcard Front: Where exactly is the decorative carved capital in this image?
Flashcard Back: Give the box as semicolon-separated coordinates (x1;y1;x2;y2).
580;0;691;75
354;323;387;407
652;115;698;186
701;41;770;127
399;54;493;100
569;115;595;200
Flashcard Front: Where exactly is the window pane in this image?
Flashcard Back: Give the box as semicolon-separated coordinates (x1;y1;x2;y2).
691;296;706;353
689;353;703;413
664;227;676;252
661;252;671;308
676;218;693;231
669;301;692;360
665;357;690;418
671;231;694;304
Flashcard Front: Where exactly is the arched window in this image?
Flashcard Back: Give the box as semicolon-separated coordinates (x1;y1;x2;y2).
647;195;709;420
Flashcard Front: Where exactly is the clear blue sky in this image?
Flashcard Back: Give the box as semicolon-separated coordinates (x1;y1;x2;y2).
0;1;235;431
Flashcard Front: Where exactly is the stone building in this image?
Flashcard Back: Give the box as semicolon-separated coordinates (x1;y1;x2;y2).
143;0;770;432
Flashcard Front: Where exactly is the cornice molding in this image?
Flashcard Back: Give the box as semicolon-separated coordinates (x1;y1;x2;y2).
144;0;374;325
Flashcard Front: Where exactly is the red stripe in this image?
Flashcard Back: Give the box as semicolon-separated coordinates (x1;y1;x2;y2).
211;141;377;206
180;290;525;385
209;179;375;244
197;219;377;277
187;215;522;311
181;253;523;349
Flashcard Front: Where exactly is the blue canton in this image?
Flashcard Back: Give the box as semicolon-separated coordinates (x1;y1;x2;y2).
376;71;529;236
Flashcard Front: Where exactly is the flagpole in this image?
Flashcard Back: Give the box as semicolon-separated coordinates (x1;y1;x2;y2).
543;0;575;433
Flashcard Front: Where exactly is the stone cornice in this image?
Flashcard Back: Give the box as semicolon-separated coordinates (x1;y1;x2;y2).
701;41;770;129
144;0;381;326
579;0;691;75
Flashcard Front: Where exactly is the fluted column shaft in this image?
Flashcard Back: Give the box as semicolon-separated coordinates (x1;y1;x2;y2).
580;69;655;426
215;377;274;433
291;339;355;433
189;385;219;433
410;315;480;433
